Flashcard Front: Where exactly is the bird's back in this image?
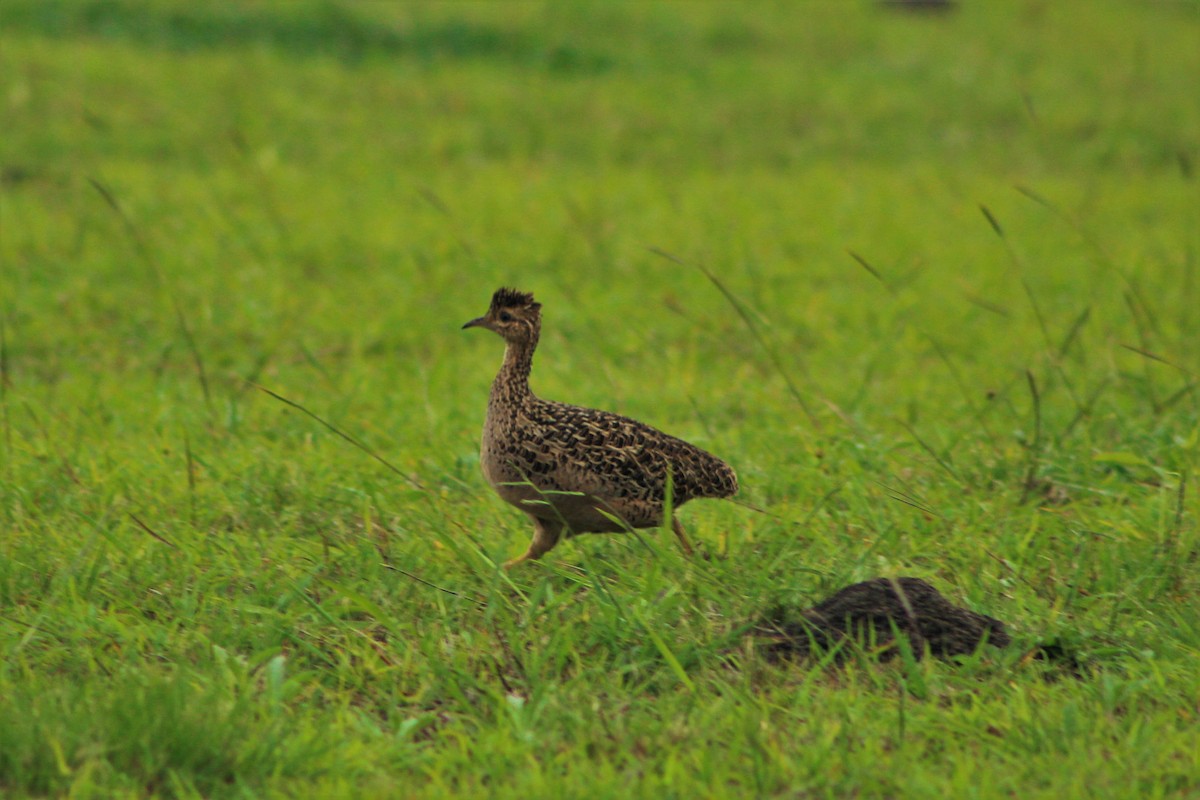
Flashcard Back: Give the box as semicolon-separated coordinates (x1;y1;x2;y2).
485;395;738;507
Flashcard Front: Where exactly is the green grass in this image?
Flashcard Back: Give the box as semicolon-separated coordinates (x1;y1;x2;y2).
2;1;1199;797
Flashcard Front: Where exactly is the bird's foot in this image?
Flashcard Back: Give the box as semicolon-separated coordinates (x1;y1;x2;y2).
502;552;533;570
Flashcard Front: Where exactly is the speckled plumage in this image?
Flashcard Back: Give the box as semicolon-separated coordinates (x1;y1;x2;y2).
463;288;738;567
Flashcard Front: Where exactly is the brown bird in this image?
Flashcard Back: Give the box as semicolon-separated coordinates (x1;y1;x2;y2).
463;288;738;567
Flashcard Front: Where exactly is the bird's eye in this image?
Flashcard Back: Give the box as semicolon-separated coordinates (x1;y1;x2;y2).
499;311;514;323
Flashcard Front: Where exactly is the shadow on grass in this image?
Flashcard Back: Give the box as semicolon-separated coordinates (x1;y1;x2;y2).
2;0;617;73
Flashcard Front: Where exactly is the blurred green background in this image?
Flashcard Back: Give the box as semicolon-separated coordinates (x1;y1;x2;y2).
2;2;1198;797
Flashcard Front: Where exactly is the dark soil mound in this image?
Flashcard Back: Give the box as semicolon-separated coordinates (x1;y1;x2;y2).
759;577;1010;662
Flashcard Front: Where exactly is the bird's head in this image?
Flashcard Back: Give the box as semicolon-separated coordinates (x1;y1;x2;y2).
462;287;542;345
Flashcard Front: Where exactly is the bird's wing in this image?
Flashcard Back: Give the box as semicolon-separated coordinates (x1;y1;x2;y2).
520;400;737;503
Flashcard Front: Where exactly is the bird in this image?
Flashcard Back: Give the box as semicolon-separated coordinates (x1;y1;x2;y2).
462;287;738;568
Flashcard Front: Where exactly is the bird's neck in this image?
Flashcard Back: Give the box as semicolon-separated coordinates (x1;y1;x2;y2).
490;336;537;408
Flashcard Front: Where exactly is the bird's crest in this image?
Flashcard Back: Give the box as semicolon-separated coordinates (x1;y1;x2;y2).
490;287;538;311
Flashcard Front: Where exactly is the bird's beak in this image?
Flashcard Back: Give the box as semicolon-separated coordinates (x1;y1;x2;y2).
462;316;488;330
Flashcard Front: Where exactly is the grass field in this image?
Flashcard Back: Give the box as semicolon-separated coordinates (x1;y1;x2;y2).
2;1;1199;797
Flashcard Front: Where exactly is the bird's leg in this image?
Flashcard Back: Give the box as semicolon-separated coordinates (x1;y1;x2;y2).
503;516;563;569
670;517;695;556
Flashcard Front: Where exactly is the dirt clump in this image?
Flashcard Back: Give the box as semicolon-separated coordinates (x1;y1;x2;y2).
759;577;1010;662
